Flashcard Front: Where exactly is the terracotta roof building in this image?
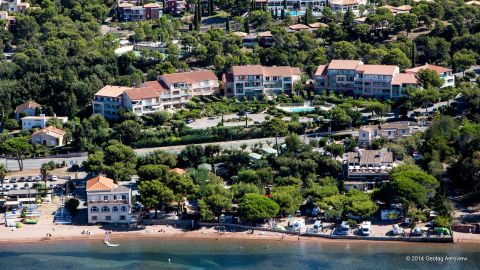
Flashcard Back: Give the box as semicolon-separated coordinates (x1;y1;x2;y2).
86;175;133;224
223;65;302;98
314;60;420;99
358;121;419;146
15;101;41;119
405;64;455;88
92;86;130;120
31;126;66;147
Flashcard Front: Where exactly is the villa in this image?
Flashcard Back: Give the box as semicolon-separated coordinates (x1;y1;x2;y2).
357;121;419;147
343;148;395;191
86;175;132;224
0;0;29;12
31;126;66;147
223;65;302;99
117;2;162;21
21;114;68;130
405;64;455;88
15;100;41;120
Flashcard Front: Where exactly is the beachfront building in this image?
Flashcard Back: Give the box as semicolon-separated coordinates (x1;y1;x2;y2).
405;64;455;88
314;60;419;99
86;175;132;224
31;126;66;147
343;148;395;191
0;0;29;12
222;65;302;99
21;114;68;131
92;85;128;120
93;70;219;118
358;121;419;147
15;100;41;120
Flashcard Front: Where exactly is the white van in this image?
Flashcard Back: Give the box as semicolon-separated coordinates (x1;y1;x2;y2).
340;221;350;235
292;219;305;232
360;221;371;236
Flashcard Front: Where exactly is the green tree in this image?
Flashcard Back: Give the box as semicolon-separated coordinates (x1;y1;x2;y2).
239;193;280;222
415;69;444;88
65;198;80;216
453;49;478;75
382;48;411;70
271;185;302;216
0;164;6;188
40;163;52;190
331;41;357;59
138;180;175;217
2;137;31;171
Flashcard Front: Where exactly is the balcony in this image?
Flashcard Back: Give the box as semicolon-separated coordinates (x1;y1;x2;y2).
88;200;128;204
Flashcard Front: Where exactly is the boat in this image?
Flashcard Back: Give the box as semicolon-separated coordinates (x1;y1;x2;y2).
104;241;119;247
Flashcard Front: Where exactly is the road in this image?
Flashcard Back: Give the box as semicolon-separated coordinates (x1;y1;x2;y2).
187;113;311;129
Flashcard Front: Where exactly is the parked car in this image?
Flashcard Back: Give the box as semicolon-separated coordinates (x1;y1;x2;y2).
3;177;9;183
34;176;41;181
23;183;30;188
50;176;58;181
27;176;34;182
12;184;18;190
292;219;305;232
19;177;25;182
10;177;16;183
392;224;402;235
313;220;323;232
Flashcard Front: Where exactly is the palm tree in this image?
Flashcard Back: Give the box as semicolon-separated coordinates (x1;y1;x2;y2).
40;163;51;191
0;164;7;188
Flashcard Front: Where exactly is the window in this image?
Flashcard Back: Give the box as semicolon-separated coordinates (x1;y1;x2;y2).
122;195;127;200
120;216;126;221
91;206;99;213
105;216;111;221
113;195;117;200
103;196;109;201
112;206;119;212
121;206;127;212
92;216;97;221
102;206;110;212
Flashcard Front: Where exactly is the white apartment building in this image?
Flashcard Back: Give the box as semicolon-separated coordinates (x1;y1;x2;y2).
21;114;68;130
358;121;419;147
329;0;367;16
86;176;132;224
223;65;302;98
93;70;219;118
256;0;327;11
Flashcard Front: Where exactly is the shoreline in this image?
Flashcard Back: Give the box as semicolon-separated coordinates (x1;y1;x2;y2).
0;225;477;246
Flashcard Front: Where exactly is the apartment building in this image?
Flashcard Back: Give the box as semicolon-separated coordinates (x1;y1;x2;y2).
358;121;419;147
21;114;68;130
223;65;302;98
0;0;29;12
343;148;395;191
406;63;455;88
118;2;162;21
93;70;218;118
86;176;132;224
165;0;187;14
255;0;327;11
314;60;419;99
92;85;128;120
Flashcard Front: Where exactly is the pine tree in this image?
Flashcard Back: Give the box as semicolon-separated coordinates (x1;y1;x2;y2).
274;8;278;20
283;0;287;9
209;0;214;16
411;42;416;67
281;9;285;20
244;18;250;34
304;11;308;25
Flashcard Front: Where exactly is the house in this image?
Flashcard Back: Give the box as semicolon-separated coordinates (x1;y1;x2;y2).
92;85;128;120
223;65;302;98
258;31;274;47
0;0;29;12
0;10;15;31
144;3;162;20
86;175;132;224
21;114;68;130
314;60;420;99
343;148;395;190
381;5;412;15
288;23;311;32
165;0;187;14
329;0;367;16
31;126;66;147
15;101;41;120
405;64;455;88
256;0;327;11
358;121;419;147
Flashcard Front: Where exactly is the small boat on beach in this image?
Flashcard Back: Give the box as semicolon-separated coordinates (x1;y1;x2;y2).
104;241;119;247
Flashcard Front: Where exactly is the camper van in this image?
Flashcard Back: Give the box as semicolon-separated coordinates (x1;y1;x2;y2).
360;221;371;236
340;221;350;235
292;219;305;232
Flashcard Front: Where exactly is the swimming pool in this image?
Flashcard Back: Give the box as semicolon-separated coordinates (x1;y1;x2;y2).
281;106;316;113
288;11;305;16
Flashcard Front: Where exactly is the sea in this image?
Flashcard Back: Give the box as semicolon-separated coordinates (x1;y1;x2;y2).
0;238;478;270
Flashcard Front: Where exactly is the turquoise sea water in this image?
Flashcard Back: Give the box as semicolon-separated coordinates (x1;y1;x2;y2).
0;238;478;270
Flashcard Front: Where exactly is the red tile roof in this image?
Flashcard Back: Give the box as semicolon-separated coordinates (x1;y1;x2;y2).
289;24;310;30
405;64;451;74
315;65;328;76
15;101;41;113
124;81;165;100
392;73;418;85
232;65;301;77
161;70;218;85
95;85;130;97
328;60;363;70
170;168;186;175
144;3;161;8
32;126;66;138
356;65;399;75
86;176;117;191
